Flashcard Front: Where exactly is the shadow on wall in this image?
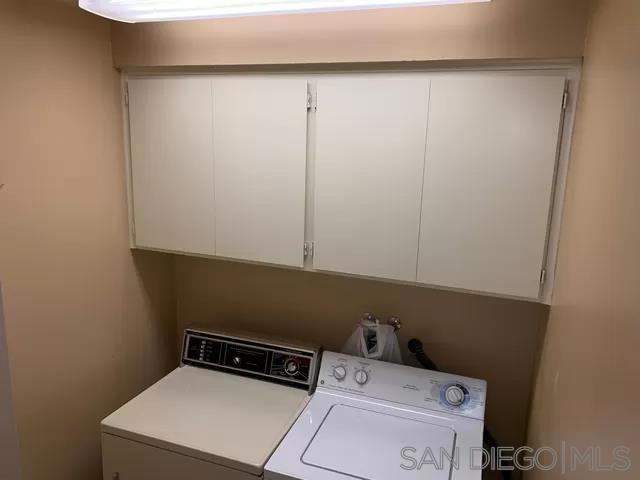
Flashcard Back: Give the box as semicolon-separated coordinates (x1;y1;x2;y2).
0;285;21;480
174;255;549;454
131;250;181;363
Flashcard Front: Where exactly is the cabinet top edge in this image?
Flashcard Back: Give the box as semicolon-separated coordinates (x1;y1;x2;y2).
120;58;582;77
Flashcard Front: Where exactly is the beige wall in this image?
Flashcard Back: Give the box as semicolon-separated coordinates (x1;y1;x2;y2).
176;256;548;450
0;2;177;479
526;0;639;478
0;287;21;480
111;0;591;67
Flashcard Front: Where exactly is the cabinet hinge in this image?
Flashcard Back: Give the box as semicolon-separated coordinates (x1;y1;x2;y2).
124;83;130;107
540;268;547;286
306;82;316;112
562;90;568;110
303;241;314;258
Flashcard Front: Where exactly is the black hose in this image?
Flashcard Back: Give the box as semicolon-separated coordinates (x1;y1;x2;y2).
408;338;512;480
407;338;440;371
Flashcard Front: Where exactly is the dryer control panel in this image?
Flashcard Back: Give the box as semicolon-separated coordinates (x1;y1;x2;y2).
317;351;487;420
181;327;320;392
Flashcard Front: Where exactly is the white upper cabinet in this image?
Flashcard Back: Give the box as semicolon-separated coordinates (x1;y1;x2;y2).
212;76;308;267
417;74;566;298
313;75;430;282
125;70;573;302
128;77;215;255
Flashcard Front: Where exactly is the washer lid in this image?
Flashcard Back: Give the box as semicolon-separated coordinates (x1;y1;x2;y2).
301;404;456;480
101;366;310;476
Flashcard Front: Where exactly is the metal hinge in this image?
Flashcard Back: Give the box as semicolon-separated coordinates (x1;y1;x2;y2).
306;82;316;112
124;83;130;106
562;90;568;110
303;241;314;258
540;268;547;286
130;219;136;242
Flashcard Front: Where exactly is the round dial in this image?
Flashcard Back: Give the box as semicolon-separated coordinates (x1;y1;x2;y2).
445;385;465;406
333;365;347;380
440;383;470;408
232;356;242;366
284;358;299;376
354;369;369;385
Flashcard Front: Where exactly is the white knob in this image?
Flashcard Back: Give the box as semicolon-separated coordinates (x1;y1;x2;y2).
354;369;369;385
284;359;299;375
445;385;465;406
333;365;347;380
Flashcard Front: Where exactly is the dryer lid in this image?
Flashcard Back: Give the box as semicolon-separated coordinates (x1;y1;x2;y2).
301;404;456;480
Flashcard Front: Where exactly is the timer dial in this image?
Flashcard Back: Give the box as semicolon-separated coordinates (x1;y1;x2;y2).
445;386;465;406
440;383;469;408
284;358;299;376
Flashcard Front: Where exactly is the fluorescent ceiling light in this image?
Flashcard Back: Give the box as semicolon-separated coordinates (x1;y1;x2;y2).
79;0;491;23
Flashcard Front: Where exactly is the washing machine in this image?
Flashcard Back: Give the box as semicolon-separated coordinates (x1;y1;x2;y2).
101;327;320;480
265;351;486;480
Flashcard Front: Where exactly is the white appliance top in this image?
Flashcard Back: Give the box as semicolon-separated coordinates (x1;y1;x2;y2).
302;404;455;480
102;365;310;476
266;351;487;480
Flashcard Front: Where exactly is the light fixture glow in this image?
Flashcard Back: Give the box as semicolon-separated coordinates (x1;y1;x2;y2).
79;0;491;23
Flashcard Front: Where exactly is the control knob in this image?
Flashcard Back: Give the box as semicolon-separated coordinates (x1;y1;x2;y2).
284;358;299;376
354;369;369;386
443;385;466;407
333;365;347;381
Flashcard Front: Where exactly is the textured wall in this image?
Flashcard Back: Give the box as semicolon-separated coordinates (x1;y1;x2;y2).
526;0;640;478
0;2;177;479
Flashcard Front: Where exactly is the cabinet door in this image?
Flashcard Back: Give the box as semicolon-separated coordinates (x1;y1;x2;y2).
417;74;566;298
128;77;215;255
313;76;430;281
213;76;307;267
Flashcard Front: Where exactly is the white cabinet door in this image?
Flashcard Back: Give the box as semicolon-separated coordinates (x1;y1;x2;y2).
417;74;566;298
128;77;215;255
213;76;307;267
313;76;430;281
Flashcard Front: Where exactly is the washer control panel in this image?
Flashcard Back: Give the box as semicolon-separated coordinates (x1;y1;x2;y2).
318;351;486;420
181;328;320;391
